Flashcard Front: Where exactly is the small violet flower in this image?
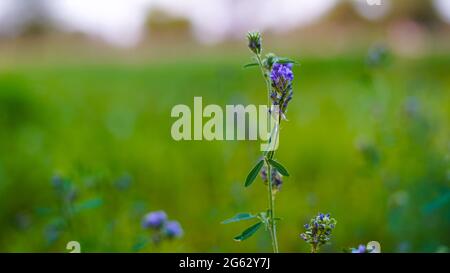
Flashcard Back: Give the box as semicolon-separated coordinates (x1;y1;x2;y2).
142;211;167;229
164;221;183;238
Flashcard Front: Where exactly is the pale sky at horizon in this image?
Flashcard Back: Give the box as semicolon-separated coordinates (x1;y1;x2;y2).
0;0;449;47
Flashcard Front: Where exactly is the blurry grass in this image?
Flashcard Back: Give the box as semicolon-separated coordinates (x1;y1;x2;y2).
0;55;448;252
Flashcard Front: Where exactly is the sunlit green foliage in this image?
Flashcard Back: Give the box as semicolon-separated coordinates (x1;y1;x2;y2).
0;55;448;252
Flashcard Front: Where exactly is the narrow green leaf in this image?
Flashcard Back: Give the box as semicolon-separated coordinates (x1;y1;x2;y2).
277;59;295;64
263;150;274;158
243;62;259;68
221;213;256;224
233;222;263;241
245;160;264;187
268;159;290;176
277;58;299;65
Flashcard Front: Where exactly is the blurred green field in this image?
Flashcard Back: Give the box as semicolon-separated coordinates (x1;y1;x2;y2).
0;54;449;252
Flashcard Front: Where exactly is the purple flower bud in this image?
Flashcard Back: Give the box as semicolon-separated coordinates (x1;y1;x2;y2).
164;221;183;238
247;32;262;54
261;167;283;191
260;167;268;182
304;224;309;229
142;211;167;229
272;170;283;190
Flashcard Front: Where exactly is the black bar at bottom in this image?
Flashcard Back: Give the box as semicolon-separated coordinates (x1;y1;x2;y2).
0;253;445;272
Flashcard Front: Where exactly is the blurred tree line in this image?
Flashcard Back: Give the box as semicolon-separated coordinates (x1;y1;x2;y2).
1;0;448;41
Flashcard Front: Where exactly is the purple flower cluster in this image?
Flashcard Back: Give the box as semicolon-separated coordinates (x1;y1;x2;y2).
269;62;294;117
261;166;283;191
270;63;294;85
300;212;337;253
142;210;183;239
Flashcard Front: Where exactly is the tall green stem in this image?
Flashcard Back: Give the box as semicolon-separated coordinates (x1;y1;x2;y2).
255;54;271;109
266;158;279;253
311;244;318;253
255;53;280;253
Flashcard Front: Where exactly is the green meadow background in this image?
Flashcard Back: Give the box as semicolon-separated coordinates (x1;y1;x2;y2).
0;0;449;253
1;52;448;252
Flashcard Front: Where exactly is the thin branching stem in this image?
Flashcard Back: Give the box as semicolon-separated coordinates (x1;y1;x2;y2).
255;54;271;110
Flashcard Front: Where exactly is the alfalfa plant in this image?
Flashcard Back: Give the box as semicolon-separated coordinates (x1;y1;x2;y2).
222;32;297;253
300;212;337;253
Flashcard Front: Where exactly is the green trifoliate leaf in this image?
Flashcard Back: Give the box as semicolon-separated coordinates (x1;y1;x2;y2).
245;160;264;187
221;213;256;224
263;53;277;69
233;222;263;241
267;159;290;176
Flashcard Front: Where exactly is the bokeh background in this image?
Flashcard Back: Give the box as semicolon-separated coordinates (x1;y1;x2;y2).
0;0;449;253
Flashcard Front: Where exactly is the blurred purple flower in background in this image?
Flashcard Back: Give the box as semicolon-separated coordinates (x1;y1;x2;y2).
142;210;183;245
351;243;376;253
164;221;183;238
142;211;167;229
352;244;367;253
